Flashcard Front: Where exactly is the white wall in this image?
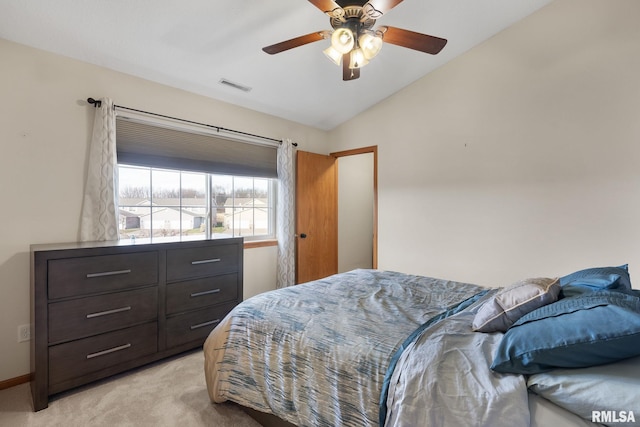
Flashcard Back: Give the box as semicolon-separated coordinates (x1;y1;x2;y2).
243;246;279;299
338;153;374;272
329;0;640;287
0;38;329;382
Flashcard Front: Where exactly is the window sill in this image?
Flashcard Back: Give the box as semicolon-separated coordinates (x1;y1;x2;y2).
244;239;278;249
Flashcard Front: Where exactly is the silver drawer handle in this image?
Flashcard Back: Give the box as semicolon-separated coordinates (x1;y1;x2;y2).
191;258;221;265
190;319;220;330
190;289;220;298
86;269;132;278
86;343;131;359
86;306;132;319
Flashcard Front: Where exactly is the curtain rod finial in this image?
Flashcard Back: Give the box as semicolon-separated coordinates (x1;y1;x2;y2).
87;97;102;108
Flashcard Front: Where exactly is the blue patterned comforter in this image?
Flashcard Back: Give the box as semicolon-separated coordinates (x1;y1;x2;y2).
204;269;515;426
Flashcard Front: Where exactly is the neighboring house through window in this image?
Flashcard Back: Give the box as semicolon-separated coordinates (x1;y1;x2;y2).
118;165;275;242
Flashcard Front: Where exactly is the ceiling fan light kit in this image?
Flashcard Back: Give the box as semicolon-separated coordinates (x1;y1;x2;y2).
331;27;356;54
348;48;368;69
262;0;448;81
323;45;343;65
359;31;384;60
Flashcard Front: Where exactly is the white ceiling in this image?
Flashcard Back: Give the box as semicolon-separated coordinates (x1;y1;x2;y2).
0;0;552;130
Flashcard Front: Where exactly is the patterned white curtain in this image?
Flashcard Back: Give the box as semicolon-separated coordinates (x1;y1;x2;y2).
276;139;296;288
79;98;119;242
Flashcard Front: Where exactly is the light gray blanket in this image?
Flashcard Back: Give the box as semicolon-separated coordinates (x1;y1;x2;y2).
383;289;530;426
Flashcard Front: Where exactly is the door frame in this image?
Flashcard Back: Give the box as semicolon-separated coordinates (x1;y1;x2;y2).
330;145;378;269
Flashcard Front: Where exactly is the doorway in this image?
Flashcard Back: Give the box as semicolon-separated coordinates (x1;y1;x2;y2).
334;148;376;272
295;146;377;283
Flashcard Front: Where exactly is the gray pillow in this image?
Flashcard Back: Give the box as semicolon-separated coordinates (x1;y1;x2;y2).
472;277;560;333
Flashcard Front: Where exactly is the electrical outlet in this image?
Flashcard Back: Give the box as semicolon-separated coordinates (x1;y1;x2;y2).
18;324;32;342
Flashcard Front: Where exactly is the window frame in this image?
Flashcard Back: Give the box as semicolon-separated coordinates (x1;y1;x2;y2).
117;164;277;243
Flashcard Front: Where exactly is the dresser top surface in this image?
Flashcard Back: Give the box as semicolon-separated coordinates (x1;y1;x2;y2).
31;237;244;254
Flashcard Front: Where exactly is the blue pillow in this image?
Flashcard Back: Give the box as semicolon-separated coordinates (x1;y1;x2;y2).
560;264;631;298
491;290;640;374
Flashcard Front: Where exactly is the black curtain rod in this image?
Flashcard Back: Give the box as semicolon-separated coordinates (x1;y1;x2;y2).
86;97;294;146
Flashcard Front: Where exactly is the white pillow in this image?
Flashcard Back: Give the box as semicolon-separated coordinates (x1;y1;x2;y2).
528;356;640;426
472;277;560;333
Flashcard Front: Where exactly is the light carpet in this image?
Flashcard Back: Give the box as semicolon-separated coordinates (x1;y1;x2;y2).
0;350;261;427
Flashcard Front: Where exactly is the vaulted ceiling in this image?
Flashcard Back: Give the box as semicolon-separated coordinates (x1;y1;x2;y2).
0;0;552;130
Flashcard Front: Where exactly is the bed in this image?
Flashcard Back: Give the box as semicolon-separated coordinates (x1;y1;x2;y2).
203;267;640;427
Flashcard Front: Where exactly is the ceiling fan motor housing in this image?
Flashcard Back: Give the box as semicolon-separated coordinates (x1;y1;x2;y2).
329;5;376;32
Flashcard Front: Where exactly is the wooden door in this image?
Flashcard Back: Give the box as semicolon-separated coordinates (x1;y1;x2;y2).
296;151;338;284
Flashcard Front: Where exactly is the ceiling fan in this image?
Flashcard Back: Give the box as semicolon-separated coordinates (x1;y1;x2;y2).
262;0;448;81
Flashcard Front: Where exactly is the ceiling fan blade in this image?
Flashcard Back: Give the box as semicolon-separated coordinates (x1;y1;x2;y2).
343;54;360;81
380;26;447;55
262;31;328;55
362;0;404;18
308;0;344;19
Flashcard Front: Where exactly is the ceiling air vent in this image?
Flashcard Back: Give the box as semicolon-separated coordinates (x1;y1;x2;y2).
219;78;252;92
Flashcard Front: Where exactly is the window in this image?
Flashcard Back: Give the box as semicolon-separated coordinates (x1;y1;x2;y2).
118;164;275;243
114;112;280;244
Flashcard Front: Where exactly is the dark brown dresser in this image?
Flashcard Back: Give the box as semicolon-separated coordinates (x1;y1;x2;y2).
30;238;243;411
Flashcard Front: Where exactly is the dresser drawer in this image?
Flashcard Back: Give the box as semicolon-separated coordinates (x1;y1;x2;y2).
166;273;238;315
48;287;158;344
166;301;236;348
48;252;158;299
49;322;157;387
166;244;239;282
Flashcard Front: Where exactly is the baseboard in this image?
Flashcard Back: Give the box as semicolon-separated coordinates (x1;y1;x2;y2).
0;373;32;391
